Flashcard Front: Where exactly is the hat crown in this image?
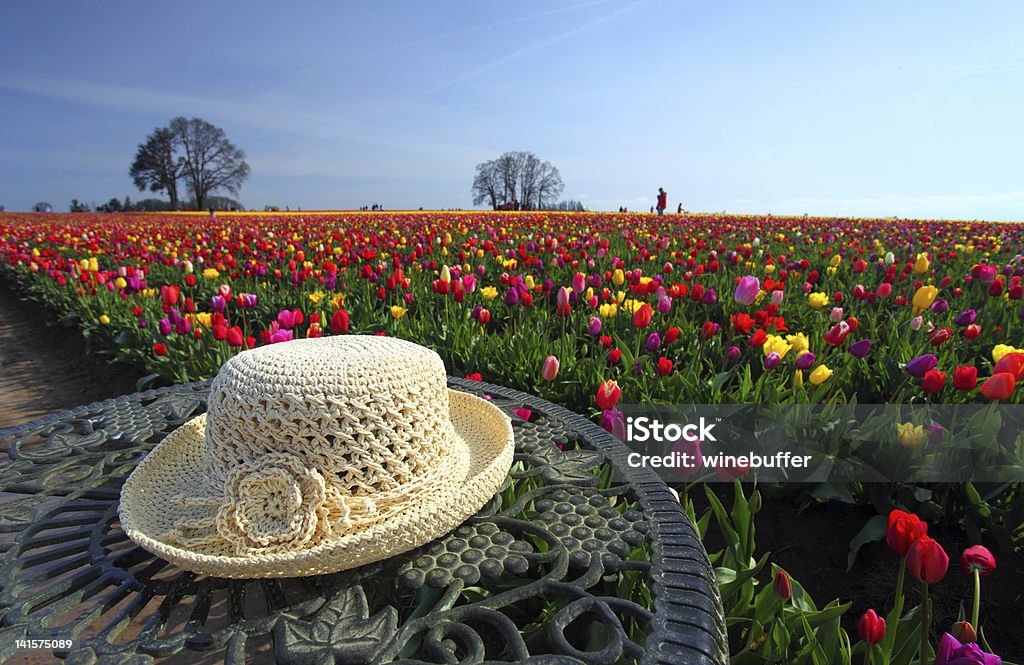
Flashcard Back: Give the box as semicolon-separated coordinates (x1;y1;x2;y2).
204;336;455;497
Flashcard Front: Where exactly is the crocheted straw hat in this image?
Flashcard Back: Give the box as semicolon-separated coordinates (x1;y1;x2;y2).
119;335;514;578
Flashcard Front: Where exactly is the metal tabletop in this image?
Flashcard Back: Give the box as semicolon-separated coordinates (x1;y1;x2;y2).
0;378;726;665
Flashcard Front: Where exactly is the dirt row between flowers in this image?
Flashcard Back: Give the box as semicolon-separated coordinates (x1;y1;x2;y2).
0;287;143;429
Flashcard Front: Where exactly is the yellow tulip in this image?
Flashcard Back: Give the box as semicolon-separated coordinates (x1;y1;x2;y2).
480;286;498;301
896;422;925;449
203;268;220;279
992;344;1020;363
98;314;111;325
913;252;930;274
763;334;793;359
808;292;829;309
524;275;535;290
912;285;938;313
390;305;407;319
612;268;625;286
786;333;810;354
809;365;833;385
114;277;127;289
793;370;804;389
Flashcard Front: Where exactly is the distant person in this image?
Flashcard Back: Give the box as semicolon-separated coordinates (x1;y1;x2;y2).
650;206;654;214
677;203;682;214
656;187;667;216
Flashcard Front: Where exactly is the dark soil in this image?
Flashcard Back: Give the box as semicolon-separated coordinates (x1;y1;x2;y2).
0;286;144;428
692;486;1024;660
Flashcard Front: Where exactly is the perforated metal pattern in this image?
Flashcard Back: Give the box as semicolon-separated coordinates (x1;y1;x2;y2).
0;378;726;664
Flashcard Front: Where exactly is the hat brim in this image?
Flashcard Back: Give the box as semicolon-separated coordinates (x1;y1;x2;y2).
118;390;514;579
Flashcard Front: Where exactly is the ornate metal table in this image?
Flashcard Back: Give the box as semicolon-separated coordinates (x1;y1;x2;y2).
0;378;726;665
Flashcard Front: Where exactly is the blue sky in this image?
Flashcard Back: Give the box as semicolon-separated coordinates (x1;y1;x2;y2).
2;1;1023;219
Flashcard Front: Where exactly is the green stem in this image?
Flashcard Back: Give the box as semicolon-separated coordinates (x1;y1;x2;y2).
866;643;873;665
971;568;981;630
920;581;929;665
894;555;906;609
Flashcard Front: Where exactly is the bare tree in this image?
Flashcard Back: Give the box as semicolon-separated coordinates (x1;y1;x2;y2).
471;151;564;210
130;127;184;210
170;117;250;210
534;161;564;209
471;161;501;208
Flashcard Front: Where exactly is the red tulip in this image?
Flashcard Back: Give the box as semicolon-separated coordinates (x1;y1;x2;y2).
963;324;981;340
928;327;952;346
960;545;996;577
160;284;179;306
857;609;886;644
656;356;673;376
153;342;168;356
330;309;350;334
665;326;680;344
226;325;244;347
749;329;768;347
992;352;1024;380
596;379;621;410
922;369;947;394
907;535;949;584
478;308;491;325
824;321;851;346
632;303;653;328
979;373;1015;400
953;366;978;390
886;509;928;556
772;570;792;599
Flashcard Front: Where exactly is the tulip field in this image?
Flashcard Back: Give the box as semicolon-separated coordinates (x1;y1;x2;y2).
1;211;1023;408
1;210;1023;662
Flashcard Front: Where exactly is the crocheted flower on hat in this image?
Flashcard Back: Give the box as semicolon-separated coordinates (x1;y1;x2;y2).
216;452;348;556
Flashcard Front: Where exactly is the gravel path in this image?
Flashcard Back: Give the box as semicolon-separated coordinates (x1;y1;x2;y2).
0;287;142;428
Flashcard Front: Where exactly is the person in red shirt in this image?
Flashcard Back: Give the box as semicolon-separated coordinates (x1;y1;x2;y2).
656;187;667;216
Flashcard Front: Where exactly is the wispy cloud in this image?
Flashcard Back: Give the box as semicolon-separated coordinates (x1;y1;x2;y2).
0;74;493;162
424;1;645;95
229;0;619;94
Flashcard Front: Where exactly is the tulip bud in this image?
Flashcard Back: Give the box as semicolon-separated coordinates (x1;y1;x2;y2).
950;621;977;644
773;571;792;599
541;355;560;381
858;609;886;644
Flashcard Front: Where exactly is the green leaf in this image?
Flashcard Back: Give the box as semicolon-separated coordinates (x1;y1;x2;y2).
847;514;887;572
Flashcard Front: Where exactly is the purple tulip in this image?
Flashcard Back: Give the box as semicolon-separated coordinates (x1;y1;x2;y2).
158;318;172;336
504;289;519;306
955;309;977;326
656;296;673;314
242;293;258;308
905;354;938;378
931;299;948;314
933;632;1001;665
764;352;781;369
600;408;626;441
926;422;946;446
726;346;741;362
795;352;817;370
734;275;760;306
848;339;873;358
701;287;718;305
174;317;191;335
210;295;226;313
138;318;147;329
646;332;662;352
587;316;602;336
